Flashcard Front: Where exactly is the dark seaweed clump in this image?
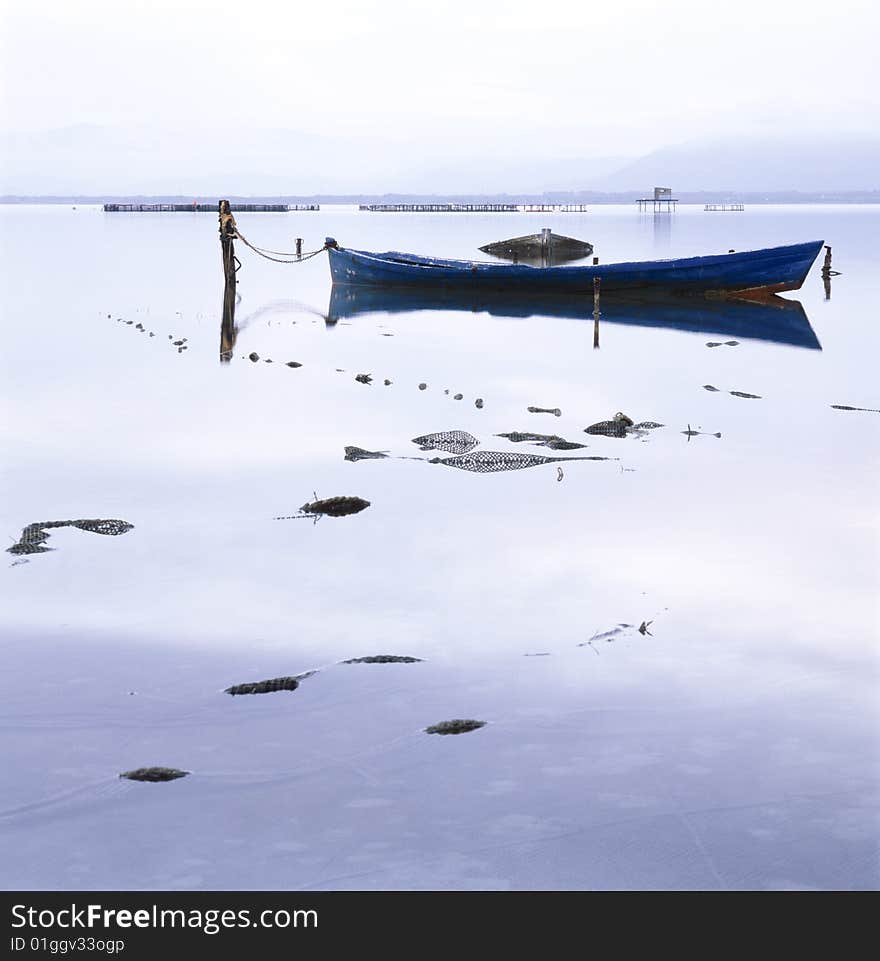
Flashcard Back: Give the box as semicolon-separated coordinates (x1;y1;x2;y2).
342;655;423;664
425;719;487;735
300;496;371;517
225;676;300;695
527;406;562;417
121;767;189;782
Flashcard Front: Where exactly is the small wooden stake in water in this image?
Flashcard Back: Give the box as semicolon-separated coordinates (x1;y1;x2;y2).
593;276;601;349
821;245;837;300
296;237;303;261
822;245;832;274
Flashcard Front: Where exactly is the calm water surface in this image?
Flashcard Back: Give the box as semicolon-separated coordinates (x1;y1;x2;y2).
1;204;878;890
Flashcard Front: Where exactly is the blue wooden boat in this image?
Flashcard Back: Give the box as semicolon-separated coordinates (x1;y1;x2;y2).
325;238;824;297
327;286;821;350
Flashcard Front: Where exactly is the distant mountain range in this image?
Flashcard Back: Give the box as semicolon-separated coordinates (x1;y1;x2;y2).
1;126;878;196
590;136;880;192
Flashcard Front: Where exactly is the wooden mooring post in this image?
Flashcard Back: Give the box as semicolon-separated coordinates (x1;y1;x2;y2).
219;199;240;362
821;245;839;301
593;277;601;349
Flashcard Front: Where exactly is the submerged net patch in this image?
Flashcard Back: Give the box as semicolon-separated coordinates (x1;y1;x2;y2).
7;518;134;555
585;419;631;437
429;451;612;473
496;431;561;443
411;430;479;454
344;446;389;461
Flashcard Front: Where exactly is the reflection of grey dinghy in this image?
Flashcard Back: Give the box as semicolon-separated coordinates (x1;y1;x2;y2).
327;285;821;349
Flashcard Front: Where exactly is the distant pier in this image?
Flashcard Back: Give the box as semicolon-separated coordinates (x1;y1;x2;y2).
358;203;589;213
359;203;519;212
704;203;745;212
102;203;319;213
521;204;589;213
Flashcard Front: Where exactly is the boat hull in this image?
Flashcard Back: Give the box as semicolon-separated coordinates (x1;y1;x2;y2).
328;240;824;296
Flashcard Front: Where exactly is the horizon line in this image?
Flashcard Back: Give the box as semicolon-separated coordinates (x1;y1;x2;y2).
3;189;880;205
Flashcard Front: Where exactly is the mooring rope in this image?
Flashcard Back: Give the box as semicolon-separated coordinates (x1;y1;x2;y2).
233;231;327;264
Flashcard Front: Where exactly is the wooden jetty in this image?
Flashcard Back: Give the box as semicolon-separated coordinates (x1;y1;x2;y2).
358;203;588;213
637;187;678;213
359;203;519;213
103;203;319;213
520;204;589;213
704;203;745;212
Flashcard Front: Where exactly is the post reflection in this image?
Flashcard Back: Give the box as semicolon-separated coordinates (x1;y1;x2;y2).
220;288;238;363
653;211;672;248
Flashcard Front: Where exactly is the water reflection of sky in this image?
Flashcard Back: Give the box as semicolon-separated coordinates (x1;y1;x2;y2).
1;205;877;890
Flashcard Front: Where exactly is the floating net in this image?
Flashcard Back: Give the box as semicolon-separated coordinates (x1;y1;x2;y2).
496;431;561;443
411;430;479;454
584;419;630;437
429;450;612;473
344;446;389;461
8;518;134;555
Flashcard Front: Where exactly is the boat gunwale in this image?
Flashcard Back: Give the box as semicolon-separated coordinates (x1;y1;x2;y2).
334;240;826;277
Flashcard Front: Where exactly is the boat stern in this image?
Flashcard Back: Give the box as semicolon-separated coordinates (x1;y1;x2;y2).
710;240;825;300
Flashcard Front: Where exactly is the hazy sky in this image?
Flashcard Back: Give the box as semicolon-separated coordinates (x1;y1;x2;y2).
1;0;877;192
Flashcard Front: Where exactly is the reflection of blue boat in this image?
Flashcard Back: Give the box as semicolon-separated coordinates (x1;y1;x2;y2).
326;239;824;297
327;286;821;350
